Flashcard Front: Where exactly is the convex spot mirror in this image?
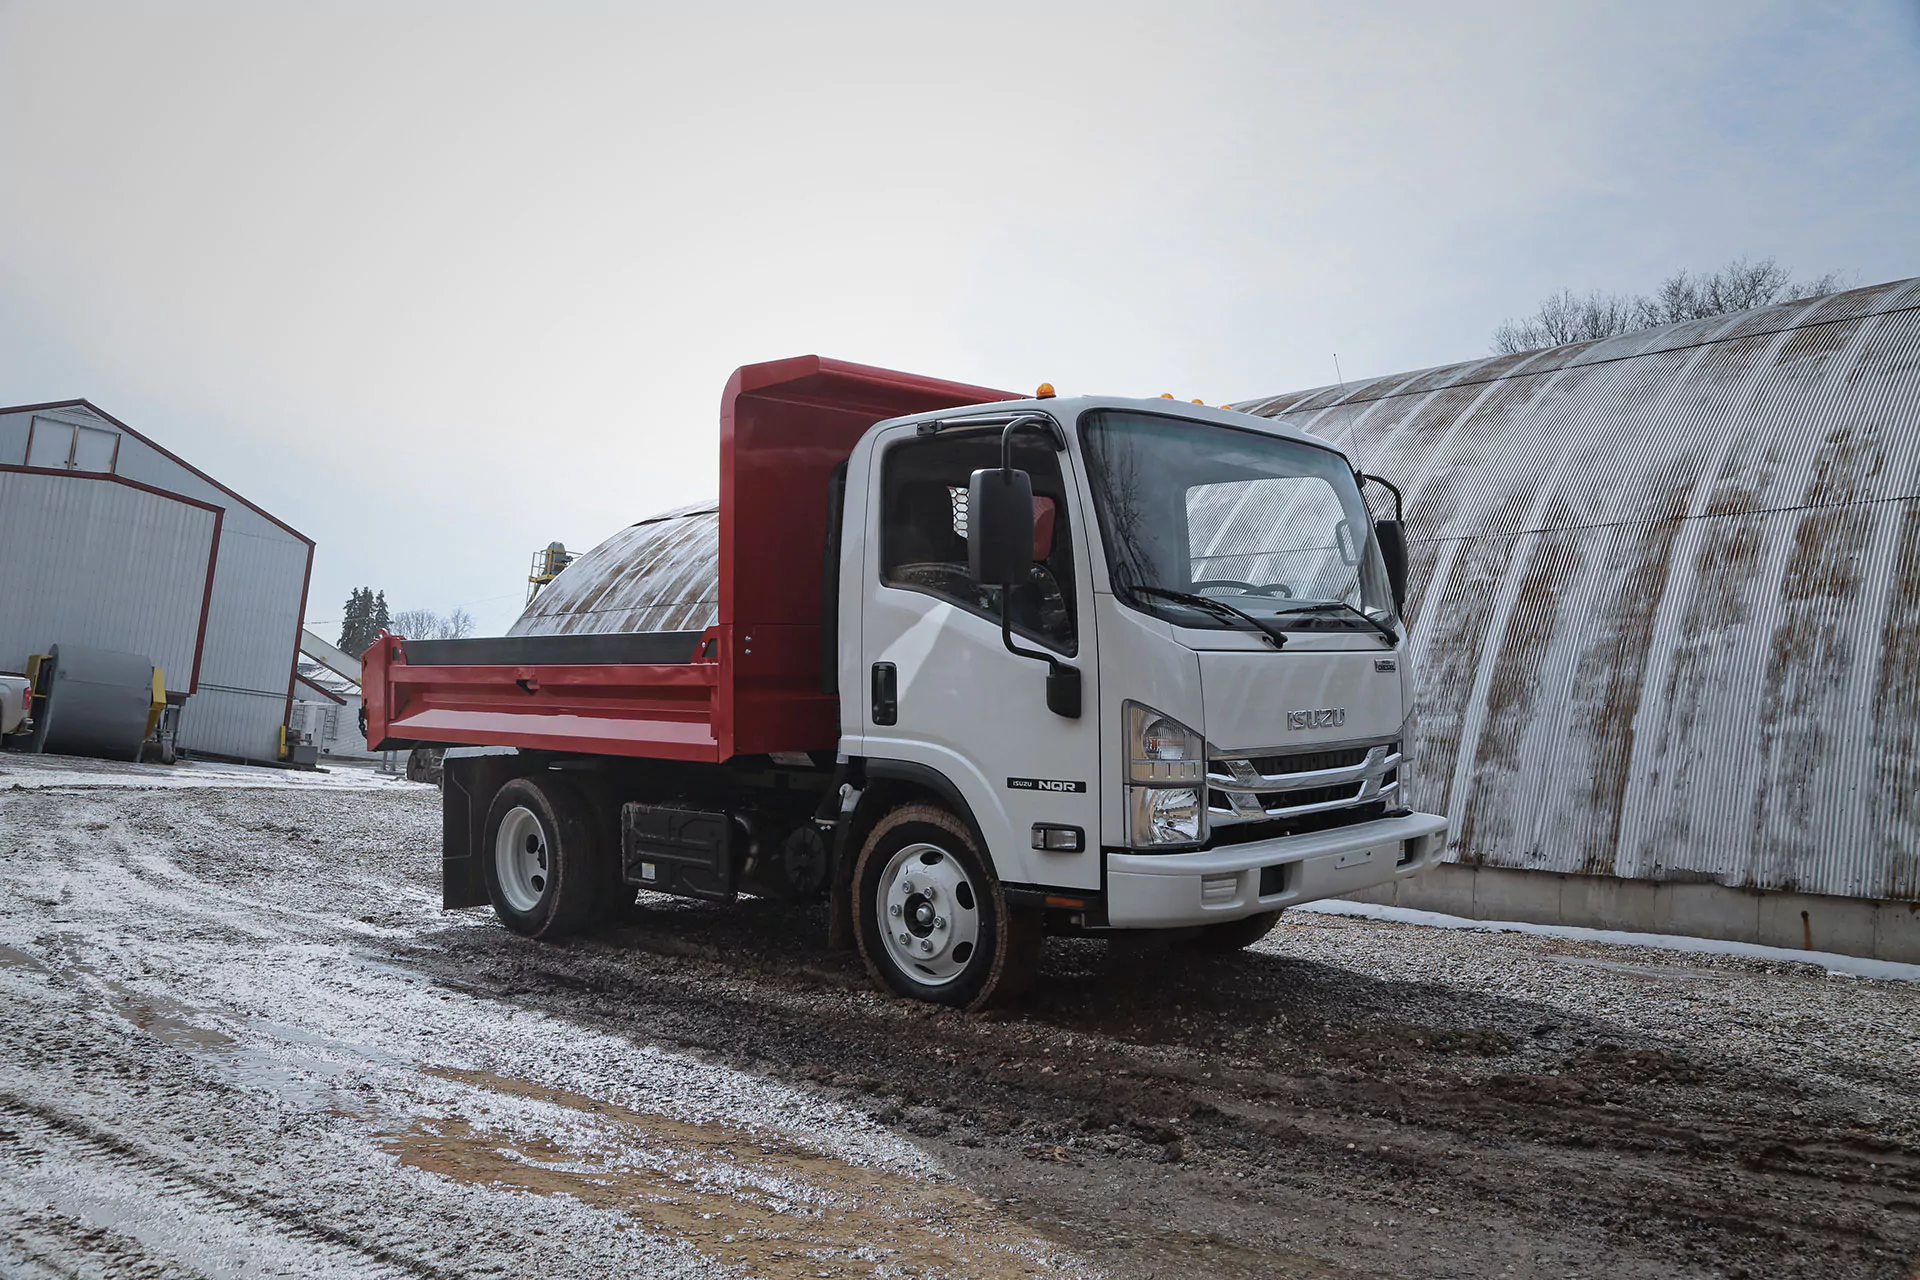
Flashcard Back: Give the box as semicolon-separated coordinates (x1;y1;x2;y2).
967;467;1036;585
1374;519;1409;614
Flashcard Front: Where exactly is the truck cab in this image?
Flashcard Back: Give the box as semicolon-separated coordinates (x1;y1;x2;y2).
836;394;1446;1001
365;358;1447;1010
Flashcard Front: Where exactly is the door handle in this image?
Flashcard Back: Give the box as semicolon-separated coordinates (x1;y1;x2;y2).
871;662;897;726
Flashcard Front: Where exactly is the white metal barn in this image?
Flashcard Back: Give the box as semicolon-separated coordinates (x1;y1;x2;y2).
0;400;313;763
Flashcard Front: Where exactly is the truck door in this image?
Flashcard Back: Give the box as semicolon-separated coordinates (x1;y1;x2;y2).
858;425;1100;892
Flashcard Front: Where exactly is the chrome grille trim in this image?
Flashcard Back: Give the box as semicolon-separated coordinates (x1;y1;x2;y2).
1207;741;1402;825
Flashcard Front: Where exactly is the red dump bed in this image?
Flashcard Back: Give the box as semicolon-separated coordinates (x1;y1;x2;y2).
363;356;1012;762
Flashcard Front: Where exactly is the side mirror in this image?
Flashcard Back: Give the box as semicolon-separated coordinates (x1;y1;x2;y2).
968;467;1035;585
1374;519;1409;615
1046;665;1081;718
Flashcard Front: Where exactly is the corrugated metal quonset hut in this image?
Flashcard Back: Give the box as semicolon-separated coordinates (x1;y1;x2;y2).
509;501;720;640
0;400;313;763
1235;277;1920;962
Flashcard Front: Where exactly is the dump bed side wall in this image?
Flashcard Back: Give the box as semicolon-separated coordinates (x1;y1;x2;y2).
362;356;1011;761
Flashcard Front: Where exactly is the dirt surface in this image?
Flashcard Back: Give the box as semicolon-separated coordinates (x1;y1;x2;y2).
2;760;1917;1278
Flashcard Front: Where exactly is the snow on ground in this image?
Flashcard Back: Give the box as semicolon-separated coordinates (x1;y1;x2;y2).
0;770;1092;1279
0;751;432;792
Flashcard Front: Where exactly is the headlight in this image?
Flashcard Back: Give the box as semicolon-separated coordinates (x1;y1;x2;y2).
1124;702;1207;848
1128;786;1204;846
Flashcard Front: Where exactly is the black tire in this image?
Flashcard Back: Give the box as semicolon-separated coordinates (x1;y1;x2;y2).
480;775;604;939
852;803;1038;1010
1178;909;1283;953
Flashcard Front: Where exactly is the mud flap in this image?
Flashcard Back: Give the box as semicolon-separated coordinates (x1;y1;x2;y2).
442;753;520;909
442;765;487;909
824;783;861;952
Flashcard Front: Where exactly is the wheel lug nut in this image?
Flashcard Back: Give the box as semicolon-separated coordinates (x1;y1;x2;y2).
935;916;946;929
923;885;937;901
889;903;901;917
898;933;911;946
919;939;933;953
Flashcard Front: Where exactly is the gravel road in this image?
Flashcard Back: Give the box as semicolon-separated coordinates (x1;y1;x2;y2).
2;756;1916;1279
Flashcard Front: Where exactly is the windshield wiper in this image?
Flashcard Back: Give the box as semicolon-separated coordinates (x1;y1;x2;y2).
1274;600;1399;646
1128;585;1288;649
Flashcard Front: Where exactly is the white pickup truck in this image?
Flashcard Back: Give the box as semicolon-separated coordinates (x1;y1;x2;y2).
0;674;31;739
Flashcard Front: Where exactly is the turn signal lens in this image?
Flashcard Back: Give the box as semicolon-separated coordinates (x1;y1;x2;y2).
1125;701;1205;785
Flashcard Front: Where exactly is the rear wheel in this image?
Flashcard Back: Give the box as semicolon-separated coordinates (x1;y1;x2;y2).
481;775;603;939
853;804;1037;1010
1179;908;1283;953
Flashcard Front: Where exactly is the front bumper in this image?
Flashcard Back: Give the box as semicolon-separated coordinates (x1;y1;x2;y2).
1105;810;1450;928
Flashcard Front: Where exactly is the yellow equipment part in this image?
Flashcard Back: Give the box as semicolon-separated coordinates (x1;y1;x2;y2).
145;669;166;742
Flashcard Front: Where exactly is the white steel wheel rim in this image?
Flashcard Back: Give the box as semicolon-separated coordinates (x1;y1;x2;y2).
495;806;551;913
877;841;982;987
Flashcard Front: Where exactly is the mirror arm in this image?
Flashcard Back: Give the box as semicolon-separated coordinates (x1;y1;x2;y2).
1000;414;1064;474
1358;471;1403;522
985;413;1077;716
999;601;1059;669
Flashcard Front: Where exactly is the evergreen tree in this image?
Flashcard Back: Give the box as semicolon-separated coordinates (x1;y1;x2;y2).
370;590;391;639
338;588;369;655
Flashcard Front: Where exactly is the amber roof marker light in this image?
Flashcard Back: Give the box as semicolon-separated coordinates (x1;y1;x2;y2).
1035;382;1056;399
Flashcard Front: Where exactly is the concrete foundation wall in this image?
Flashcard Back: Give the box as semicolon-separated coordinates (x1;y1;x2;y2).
1348;863;1920;964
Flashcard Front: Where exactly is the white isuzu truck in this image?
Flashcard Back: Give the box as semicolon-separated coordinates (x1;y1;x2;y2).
365;356;1449;1009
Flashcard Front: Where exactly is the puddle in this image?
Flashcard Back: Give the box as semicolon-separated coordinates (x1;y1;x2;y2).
103;981;238;1051
0;945;49;971
381;1066;1075;1280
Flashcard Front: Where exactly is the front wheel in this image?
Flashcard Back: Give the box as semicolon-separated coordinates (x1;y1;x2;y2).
853;804;1037;1010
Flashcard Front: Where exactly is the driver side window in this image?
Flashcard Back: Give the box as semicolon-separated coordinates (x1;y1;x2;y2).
879;432;1076;655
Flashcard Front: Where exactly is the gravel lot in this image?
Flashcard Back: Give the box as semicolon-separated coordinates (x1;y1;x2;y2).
2;755;1916;1279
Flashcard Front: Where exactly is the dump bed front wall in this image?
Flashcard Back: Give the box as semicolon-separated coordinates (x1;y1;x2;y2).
718;357;1012;756
1239;278;1920;901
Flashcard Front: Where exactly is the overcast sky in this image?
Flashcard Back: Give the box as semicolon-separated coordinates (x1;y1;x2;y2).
3;1;1916;638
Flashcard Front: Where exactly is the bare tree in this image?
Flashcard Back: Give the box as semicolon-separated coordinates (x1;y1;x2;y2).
390;607;477;640
1493;257;1848;355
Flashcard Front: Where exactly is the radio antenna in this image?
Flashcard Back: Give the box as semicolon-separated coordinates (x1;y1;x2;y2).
1334;352;1368;472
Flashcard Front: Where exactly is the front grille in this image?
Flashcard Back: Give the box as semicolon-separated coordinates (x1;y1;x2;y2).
1210;780;1364;811
1208;737;1402;828
1259;780;1363;808
1244;744;1376;776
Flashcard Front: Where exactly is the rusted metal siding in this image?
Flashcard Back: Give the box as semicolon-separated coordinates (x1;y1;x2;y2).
509;503;720;637
1239;277;1920;901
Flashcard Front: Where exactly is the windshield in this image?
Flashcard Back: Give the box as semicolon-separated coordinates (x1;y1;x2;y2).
1080;410;1397;632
